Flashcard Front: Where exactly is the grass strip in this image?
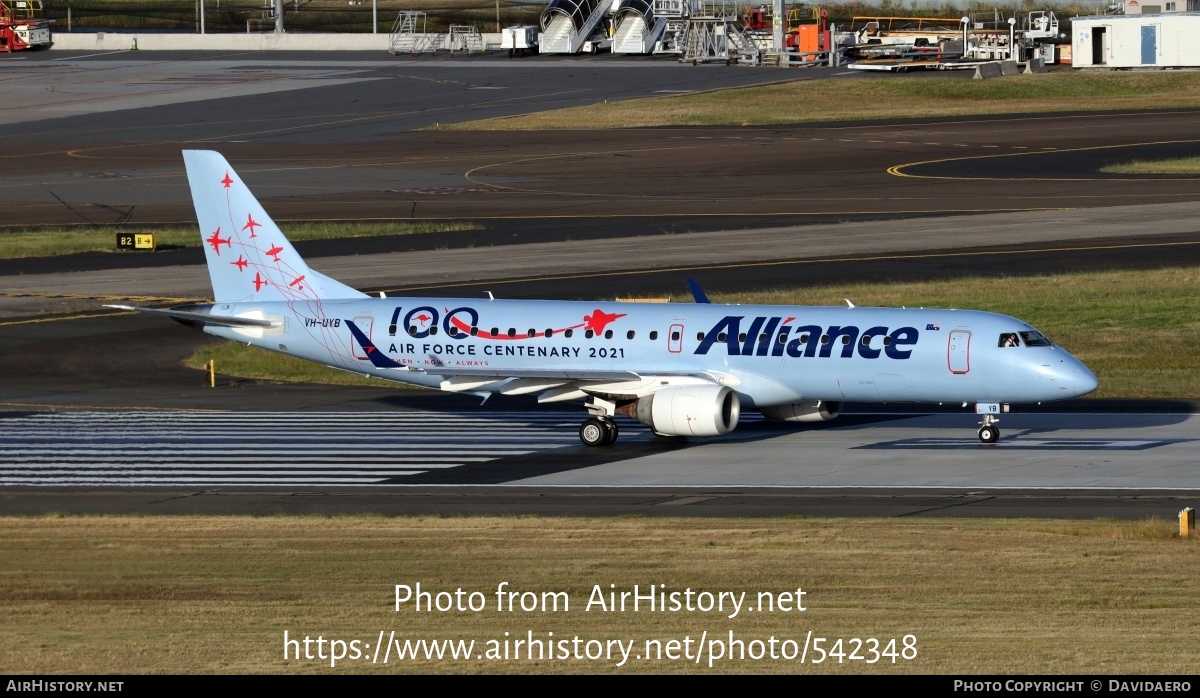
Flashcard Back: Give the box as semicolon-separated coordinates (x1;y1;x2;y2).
448;72;1200;130
193;341;384;389
187;267;1200;399
0;221;479;260
1102;156;1200;174
1;515;1196;673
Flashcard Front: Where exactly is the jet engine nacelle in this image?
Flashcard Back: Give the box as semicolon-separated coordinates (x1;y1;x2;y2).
622;385;741;436
760;400;843;423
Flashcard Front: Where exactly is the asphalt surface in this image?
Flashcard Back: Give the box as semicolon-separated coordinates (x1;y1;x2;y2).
2;54;1199;231
1;51;1198;518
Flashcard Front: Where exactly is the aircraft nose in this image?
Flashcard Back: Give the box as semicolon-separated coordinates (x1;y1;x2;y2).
1054;354;1099;397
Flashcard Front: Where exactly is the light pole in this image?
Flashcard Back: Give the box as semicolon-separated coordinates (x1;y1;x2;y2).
961;16;969;60
1007;16;1016;61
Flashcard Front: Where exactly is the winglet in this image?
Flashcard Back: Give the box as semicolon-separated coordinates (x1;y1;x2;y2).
686;278;710;304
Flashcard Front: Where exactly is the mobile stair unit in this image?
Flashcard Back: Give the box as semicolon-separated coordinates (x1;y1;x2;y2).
389;11;445;54
612;0;668;54
679;0;758;64
651;0;691;55
540;0;610;53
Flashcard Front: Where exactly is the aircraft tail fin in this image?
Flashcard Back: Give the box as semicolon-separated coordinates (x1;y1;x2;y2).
182;150;366;303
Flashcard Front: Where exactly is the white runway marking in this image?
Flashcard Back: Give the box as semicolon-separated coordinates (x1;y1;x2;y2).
0;411;620;486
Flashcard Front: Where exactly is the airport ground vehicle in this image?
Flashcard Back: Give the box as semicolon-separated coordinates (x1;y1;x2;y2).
1;0;52;53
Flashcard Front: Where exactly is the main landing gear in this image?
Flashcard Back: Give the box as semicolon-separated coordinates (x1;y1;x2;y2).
579;397;619;447
977;413;1000;444
579;416;619;447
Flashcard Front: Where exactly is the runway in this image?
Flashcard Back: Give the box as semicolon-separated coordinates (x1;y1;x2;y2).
2;409;1196;489
0;52;1198;517
0;409;616;486
2;408;1197;519
4;407;1195;489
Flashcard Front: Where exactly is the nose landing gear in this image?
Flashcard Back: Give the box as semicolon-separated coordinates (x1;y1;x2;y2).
977;413;1000;444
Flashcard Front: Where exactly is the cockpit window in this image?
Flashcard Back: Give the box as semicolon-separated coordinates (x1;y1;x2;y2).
1020;330;1053;347
998;333;1020;348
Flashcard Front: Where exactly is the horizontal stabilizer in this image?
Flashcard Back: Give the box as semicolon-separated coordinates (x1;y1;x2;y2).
105;304;279;328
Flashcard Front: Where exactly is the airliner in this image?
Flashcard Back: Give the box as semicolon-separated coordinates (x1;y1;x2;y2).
111;151;1098;447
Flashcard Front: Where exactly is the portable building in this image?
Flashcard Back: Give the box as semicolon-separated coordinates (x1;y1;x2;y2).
1122;0;1200;15
1072;13;1200;68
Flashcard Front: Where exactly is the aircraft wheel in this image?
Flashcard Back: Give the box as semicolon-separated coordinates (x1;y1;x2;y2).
602;419;619;445
580;417;609;447
978;425;1000;444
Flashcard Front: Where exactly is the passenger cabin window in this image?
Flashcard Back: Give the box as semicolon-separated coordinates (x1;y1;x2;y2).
998;333;1020;348
738;333;747;343
528;328;536;338
778;333;787;344
718;332;727;342
470;326;479;336
671;331;680;341
696;332;705;341
820;334;830;345
408;325;417;336
429;326;437;336
605;330;613;339
449;327;459;338
585;329;594;339
490;327;499;337
841;335;851;345
565;329;574;338
546;328;555;337
1019;330;1053;347
649;331;658;340
627;330;635;340
861;335;872;345
388;323;397;336
507;328;516;338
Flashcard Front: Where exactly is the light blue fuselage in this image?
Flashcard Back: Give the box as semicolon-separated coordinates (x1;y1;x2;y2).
203;298;1098;408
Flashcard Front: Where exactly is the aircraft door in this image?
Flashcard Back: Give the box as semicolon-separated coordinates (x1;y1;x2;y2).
351;315;374;360
668;323;684;354
947;330;971;374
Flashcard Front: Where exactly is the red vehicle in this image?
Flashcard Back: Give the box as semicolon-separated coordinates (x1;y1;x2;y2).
2;0;53;53
742;4;830;57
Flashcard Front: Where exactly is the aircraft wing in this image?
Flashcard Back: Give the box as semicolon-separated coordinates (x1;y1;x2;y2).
399;365;641;381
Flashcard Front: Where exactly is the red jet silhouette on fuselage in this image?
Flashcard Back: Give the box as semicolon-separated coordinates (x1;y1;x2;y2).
583;309;627;334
